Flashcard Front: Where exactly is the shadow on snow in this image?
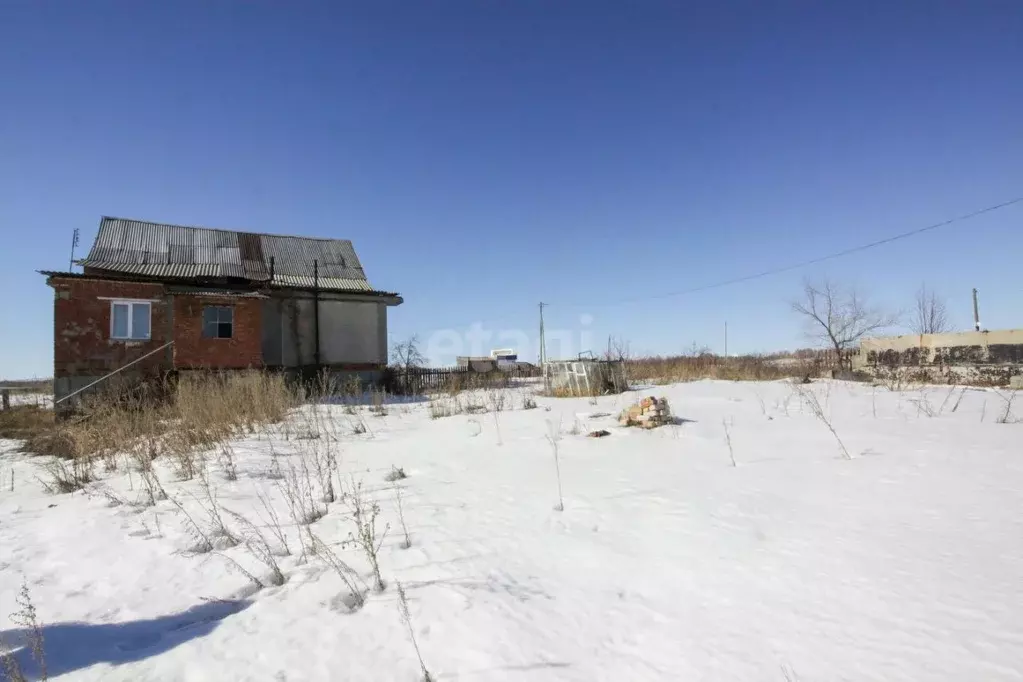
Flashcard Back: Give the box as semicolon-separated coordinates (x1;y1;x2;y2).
0;598;251;680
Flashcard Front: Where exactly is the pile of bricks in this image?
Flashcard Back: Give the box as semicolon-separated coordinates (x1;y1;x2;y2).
619;396;672;429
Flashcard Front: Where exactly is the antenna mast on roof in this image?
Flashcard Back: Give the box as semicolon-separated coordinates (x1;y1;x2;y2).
68;228;80;272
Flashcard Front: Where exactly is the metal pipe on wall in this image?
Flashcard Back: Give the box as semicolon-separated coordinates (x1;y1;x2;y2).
314;260;321;368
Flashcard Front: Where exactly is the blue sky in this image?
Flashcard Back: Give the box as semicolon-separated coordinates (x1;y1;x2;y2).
1;1;1021;376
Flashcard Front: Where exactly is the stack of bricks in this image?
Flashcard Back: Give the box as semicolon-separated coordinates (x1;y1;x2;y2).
619;396;672;429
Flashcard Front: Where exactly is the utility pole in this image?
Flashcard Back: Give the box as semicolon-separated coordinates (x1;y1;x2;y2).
972;288;981;332
724;321;728;358
538;302;547;366
539;302;549;392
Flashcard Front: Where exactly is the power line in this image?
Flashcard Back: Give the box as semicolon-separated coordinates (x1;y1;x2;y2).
552;195;1023;308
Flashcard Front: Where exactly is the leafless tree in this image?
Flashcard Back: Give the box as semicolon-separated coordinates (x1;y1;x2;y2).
391;335;427;371
604;335;632;362
684;342;714;358
792;278;898;366
910;284;951;335
391;335;427;394
388;337;425;376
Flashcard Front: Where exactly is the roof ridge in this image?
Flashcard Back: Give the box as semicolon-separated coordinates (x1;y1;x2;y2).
100;216;354;244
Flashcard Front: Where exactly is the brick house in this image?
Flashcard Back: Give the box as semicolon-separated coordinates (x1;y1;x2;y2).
42;217;403;409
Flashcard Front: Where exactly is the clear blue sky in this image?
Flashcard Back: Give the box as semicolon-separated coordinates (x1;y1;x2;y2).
2;1;1021;377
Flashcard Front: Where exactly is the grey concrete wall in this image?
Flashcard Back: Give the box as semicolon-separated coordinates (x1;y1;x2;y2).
54;372;153;413
262;298;314;367
262;295;387;368
318;300;386;365
54;376;103;411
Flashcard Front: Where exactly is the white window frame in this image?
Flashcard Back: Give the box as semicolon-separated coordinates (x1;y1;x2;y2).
110;299;152;340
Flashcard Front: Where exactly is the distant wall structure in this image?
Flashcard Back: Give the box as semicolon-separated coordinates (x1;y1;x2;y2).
854;329;1023;385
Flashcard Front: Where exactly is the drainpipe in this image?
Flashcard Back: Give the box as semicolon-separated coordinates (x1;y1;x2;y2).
313;259;321;369
270;255;283;369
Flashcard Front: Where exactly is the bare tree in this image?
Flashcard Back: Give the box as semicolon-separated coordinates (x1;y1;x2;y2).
391;335;427;394
910;284;950;335
392;335;426;371
792;278;898;366
604;335;632;362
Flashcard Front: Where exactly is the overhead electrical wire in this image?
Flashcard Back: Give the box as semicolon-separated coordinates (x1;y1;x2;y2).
550;195;1023;308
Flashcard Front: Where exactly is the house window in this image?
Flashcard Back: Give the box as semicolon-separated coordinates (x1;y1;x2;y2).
110;301;152;340
202;306;234;339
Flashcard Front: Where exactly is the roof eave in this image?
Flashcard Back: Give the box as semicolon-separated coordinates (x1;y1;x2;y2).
41;270;403;305
268;283;403;304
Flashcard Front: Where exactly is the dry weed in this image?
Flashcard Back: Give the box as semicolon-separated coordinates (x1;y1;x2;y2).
2;580;47;682
394;483;412;549
546;419;565;512
397;581;434;682
343;477;389;591
308;531;368;611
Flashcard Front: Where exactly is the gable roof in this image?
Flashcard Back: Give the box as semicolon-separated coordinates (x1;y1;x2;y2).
79;217;382;293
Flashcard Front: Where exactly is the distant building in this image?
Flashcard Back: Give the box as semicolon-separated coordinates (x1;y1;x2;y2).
455;351;536;374
456;356;497;372
491;348;519;369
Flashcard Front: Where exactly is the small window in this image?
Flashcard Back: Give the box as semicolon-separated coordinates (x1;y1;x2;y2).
111;301;152;340
202;306;234;339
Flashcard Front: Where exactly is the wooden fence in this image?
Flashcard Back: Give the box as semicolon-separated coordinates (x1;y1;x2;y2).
390;365;542;395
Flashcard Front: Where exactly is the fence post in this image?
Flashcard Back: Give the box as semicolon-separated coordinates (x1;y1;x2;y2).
1;389;9;411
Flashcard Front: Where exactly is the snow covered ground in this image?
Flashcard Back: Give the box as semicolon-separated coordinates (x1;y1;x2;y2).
1;380;1021;681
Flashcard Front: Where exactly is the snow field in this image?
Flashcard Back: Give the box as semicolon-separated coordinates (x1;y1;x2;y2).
1;379;1021;681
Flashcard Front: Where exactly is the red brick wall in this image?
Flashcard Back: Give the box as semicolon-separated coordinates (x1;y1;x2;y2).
172;296;263;369
49;277;171;378
48;276;265;376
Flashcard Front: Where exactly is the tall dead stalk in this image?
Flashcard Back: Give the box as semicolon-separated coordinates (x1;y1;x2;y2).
794;385;851;460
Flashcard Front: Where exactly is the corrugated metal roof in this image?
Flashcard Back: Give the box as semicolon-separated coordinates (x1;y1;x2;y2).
80;217;379;292
79;262;225;278
167;288;269;299
273;274;374;291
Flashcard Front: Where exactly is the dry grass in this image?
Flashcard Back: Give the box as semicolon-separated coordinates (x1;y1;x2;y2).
440;371;512;396
542;385;607;398
626;354;819;384
175;371;295;439
0;406;55;444
10;371;298;494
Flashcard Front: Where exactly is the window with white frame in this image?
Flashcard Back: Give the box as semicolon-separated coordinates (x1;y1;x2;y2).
202;305;234;339
110;301;152;340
